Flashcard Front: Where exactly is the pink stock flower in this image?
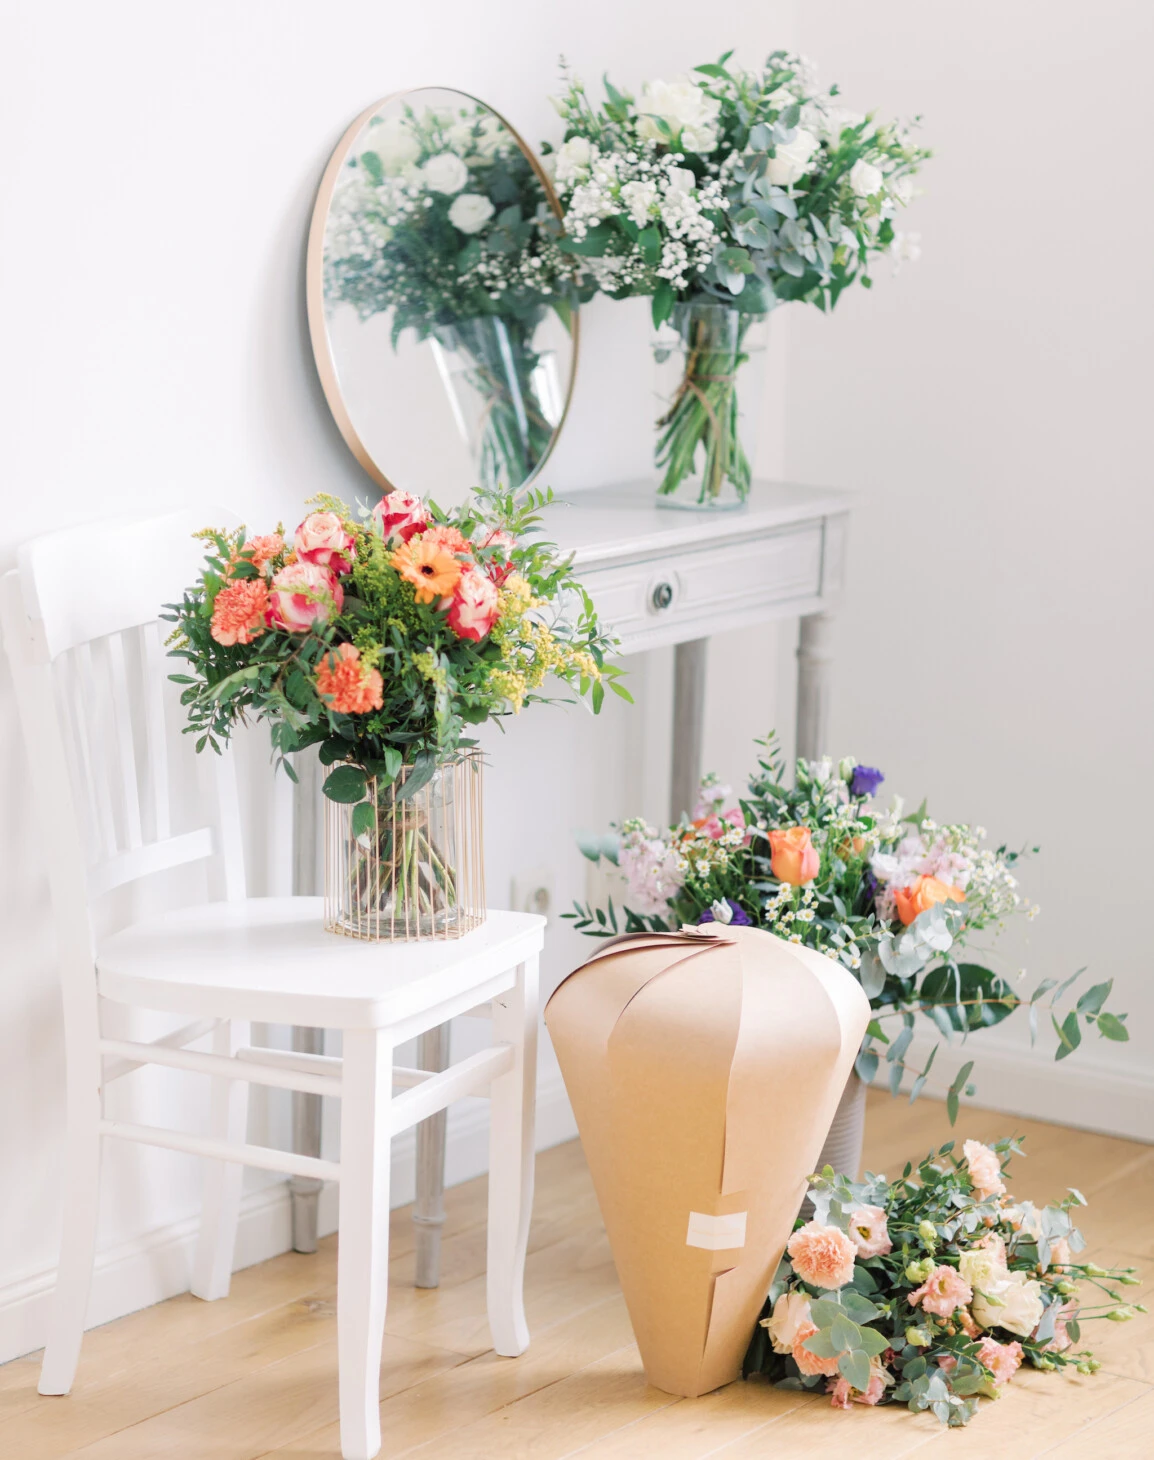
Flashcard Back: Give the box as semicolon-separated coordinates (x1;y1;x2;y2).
294;511;355;573
963;1140;1007;1200
446;565;499;642
787;1222;858;1290
848;1205;893;1258
977;1336;1024;1385
372;489;428;544
908;1264;973;1318
266;561;343;632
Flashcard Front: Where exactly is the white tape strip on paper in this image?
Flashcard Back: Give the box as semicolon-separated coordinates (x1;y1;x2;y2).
685;1210;747;1251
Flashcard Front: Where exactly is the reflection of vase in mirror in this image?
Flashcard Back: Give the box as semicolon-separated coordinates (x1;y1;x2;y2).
310;91;577;501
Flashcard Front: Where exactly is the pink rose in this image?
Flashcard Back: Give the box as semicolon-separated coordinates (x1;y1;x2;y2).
447;565;499;641
294;511;355;573
848;1204;893;1258
475;526;517;584
908;1264;973;1319
963;1140;1006;1200
267;561;343;632
787;1221;858;1290
372;489;428;544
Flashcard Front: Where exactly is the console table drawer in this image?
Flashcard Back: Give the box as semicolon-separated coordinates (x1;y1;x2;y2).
579;523;824;651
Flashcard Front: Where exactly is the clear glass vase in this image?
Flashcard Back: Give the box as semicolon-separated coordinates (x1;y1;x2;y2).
652;302;769;510
429;314;562;492
323;752;485;941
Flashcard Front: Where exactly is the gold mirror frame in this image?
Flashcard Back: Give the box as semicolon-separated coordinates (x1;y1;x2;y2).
306;88;579;492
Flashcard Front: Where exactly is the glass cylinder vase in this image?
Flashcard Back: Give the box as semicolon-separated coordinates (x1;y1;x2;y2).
652;302;768;510
429;314;561;492
323;751;485;942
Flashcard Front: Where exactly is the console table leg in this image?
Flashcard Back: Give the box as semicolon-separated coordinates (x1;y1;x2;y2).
414;1022;451;1288
796;611;836;762
671;638;708;822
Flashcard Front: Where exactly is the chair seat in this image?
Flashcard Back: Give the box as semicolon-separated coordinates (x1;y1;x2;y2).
97;898;546;1030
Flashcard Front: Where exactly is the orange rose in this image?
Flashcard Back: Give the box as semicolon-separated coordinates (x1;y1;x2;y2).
894;874;966;926
768;826;820;885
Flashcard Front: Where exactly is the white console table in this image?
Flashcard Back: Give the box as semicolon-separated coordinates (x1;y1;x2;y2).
289;478;853;1270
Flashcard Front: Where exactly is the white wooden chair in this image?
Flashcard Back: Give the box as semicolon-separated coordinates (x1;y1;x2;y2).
0;509;544;1460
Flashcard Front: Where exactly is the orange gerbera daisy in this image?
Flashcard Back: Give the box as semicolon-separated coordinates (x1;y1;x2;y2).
210;578;269;646
314;643;384;715
392;538;462;603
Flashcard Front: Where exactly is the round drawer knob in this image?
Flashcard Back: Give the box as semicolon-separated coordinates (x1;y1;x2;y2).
651;581;674;612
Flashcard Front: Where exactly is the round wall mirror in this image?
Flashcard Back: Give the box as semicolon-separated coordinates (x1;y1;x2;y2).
308;89;578;499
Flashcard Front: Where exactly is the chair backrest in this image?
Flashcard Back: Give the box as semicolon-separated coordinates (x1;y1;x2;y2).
0;508;248;967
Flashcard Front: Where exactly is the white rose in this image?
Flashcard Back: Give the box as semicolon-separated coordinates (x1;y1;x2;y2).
972;1271;1045;1338
849;159;884;197
765;129;819;187
637;77;722;154
448;193;496;234
763;1291;812;1354
555;135;594;186
819;107;866;145
422;152;469;195
360;116;420;173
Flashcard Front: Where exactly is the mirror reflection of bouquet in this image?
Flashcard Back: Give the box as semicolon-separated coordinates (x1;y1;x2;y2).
324;102;575;491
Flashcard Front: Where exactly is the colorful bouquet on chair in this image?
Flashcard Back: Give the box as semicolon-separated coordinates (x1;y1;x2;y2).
743;1137;1142;1425
566;734;1129;1110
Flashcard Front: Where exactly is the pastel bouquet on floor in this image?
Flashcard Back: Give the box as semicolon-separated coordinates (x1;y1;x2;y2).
545;53;929;505
165;487;625;938
743;1137;1142;1425
567;734;1129;1105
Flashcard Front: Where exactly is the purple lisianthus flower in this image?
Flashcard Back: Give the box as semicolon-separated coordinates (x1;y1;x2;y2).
697;899;752;926
850;765;885;798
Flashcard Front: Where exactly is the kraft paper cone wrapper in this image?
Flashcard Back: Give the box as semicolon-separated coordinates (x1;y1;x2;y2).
544;925;870;1398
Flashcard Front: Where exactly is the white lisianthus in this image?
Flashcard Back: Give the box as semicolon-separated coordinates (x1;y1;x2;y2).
849;159;884;197
422;151;469;195
893;174;915;206
889;230;922;264
765;86;798;111
765;129;819;186
819;106;867;145
447;193;496;234
762;1290;812;1353
958;1247;1009;1294
637;77;722;154
555;135;594;186
360;116;420;173
971;1271;1045;1337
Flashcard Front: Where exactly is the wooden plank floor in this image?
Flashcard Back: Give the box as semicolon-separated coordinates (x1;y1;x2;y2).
2;1090;1150;1459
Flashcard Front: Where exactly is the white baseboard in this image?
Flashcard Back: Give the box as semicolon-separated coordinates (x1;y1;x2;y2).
0;1069;578;1367
873;1036;1154;1144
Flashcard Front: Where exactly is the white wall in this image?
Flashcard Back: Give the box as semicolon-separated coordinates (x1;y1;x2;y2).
0;0;795;1361
788;0;1154;1125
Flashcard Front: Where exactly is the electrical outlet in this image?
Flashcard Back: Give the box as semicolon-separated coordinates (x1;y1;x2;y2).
510;868;554;917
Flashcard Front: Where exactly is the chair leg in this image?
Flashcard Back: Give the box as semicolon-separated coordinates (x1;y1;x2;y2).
191;1019;250;1301
486;956;539;1358
337;1029;393;1460
39;1040;103;1396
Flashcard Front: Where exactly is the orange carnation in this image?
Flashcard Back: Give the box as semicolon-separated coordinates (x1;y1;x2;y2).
314;643;384;716
244;533;284;572
894;874;966;926
768;825;820;885
392;538;463;603
419;523;471;556
210;578;269;646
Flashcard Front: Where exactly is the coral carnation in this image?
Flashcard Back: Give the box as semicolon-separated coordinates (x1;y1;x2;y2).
787;1221;857;1290
420;523;471;556
315;643;384;715
792;1321;842;1377
392;538;462;603
909;1264;973;1318
242;533;284;573
210;578;269;646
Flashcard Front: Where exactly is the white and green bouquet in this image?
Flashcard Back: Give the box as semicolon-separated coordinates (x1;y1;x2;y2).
545;53;930;503
324;101;575;490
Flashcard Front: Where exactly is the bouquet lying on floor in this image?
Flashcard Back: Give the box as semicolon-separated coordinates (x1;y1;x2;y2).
567;734;1129;1111
743;1137;1142;1425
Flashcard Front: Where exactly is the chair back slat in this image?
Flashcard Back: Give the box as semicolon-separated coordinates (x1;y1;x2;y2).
105;631;144;851
71;639;120;858
140;621;172;841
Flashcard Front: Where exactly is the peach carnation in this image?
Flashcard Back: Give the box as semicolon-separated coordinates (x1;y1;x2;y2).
963;1140;1006;1200
849;1204;893;1258
787;1221;857;1290
792;1321;841;1377
210;578;269;646
392;537;462;604
976;1335;1023;1385
314;644;384;716
420;523;471;556
244;533;284;572
908;1264;973;1318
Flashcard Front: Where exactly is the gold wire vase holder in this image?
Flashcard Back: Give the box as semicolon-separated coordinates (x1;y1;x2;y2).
323;752;485;942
